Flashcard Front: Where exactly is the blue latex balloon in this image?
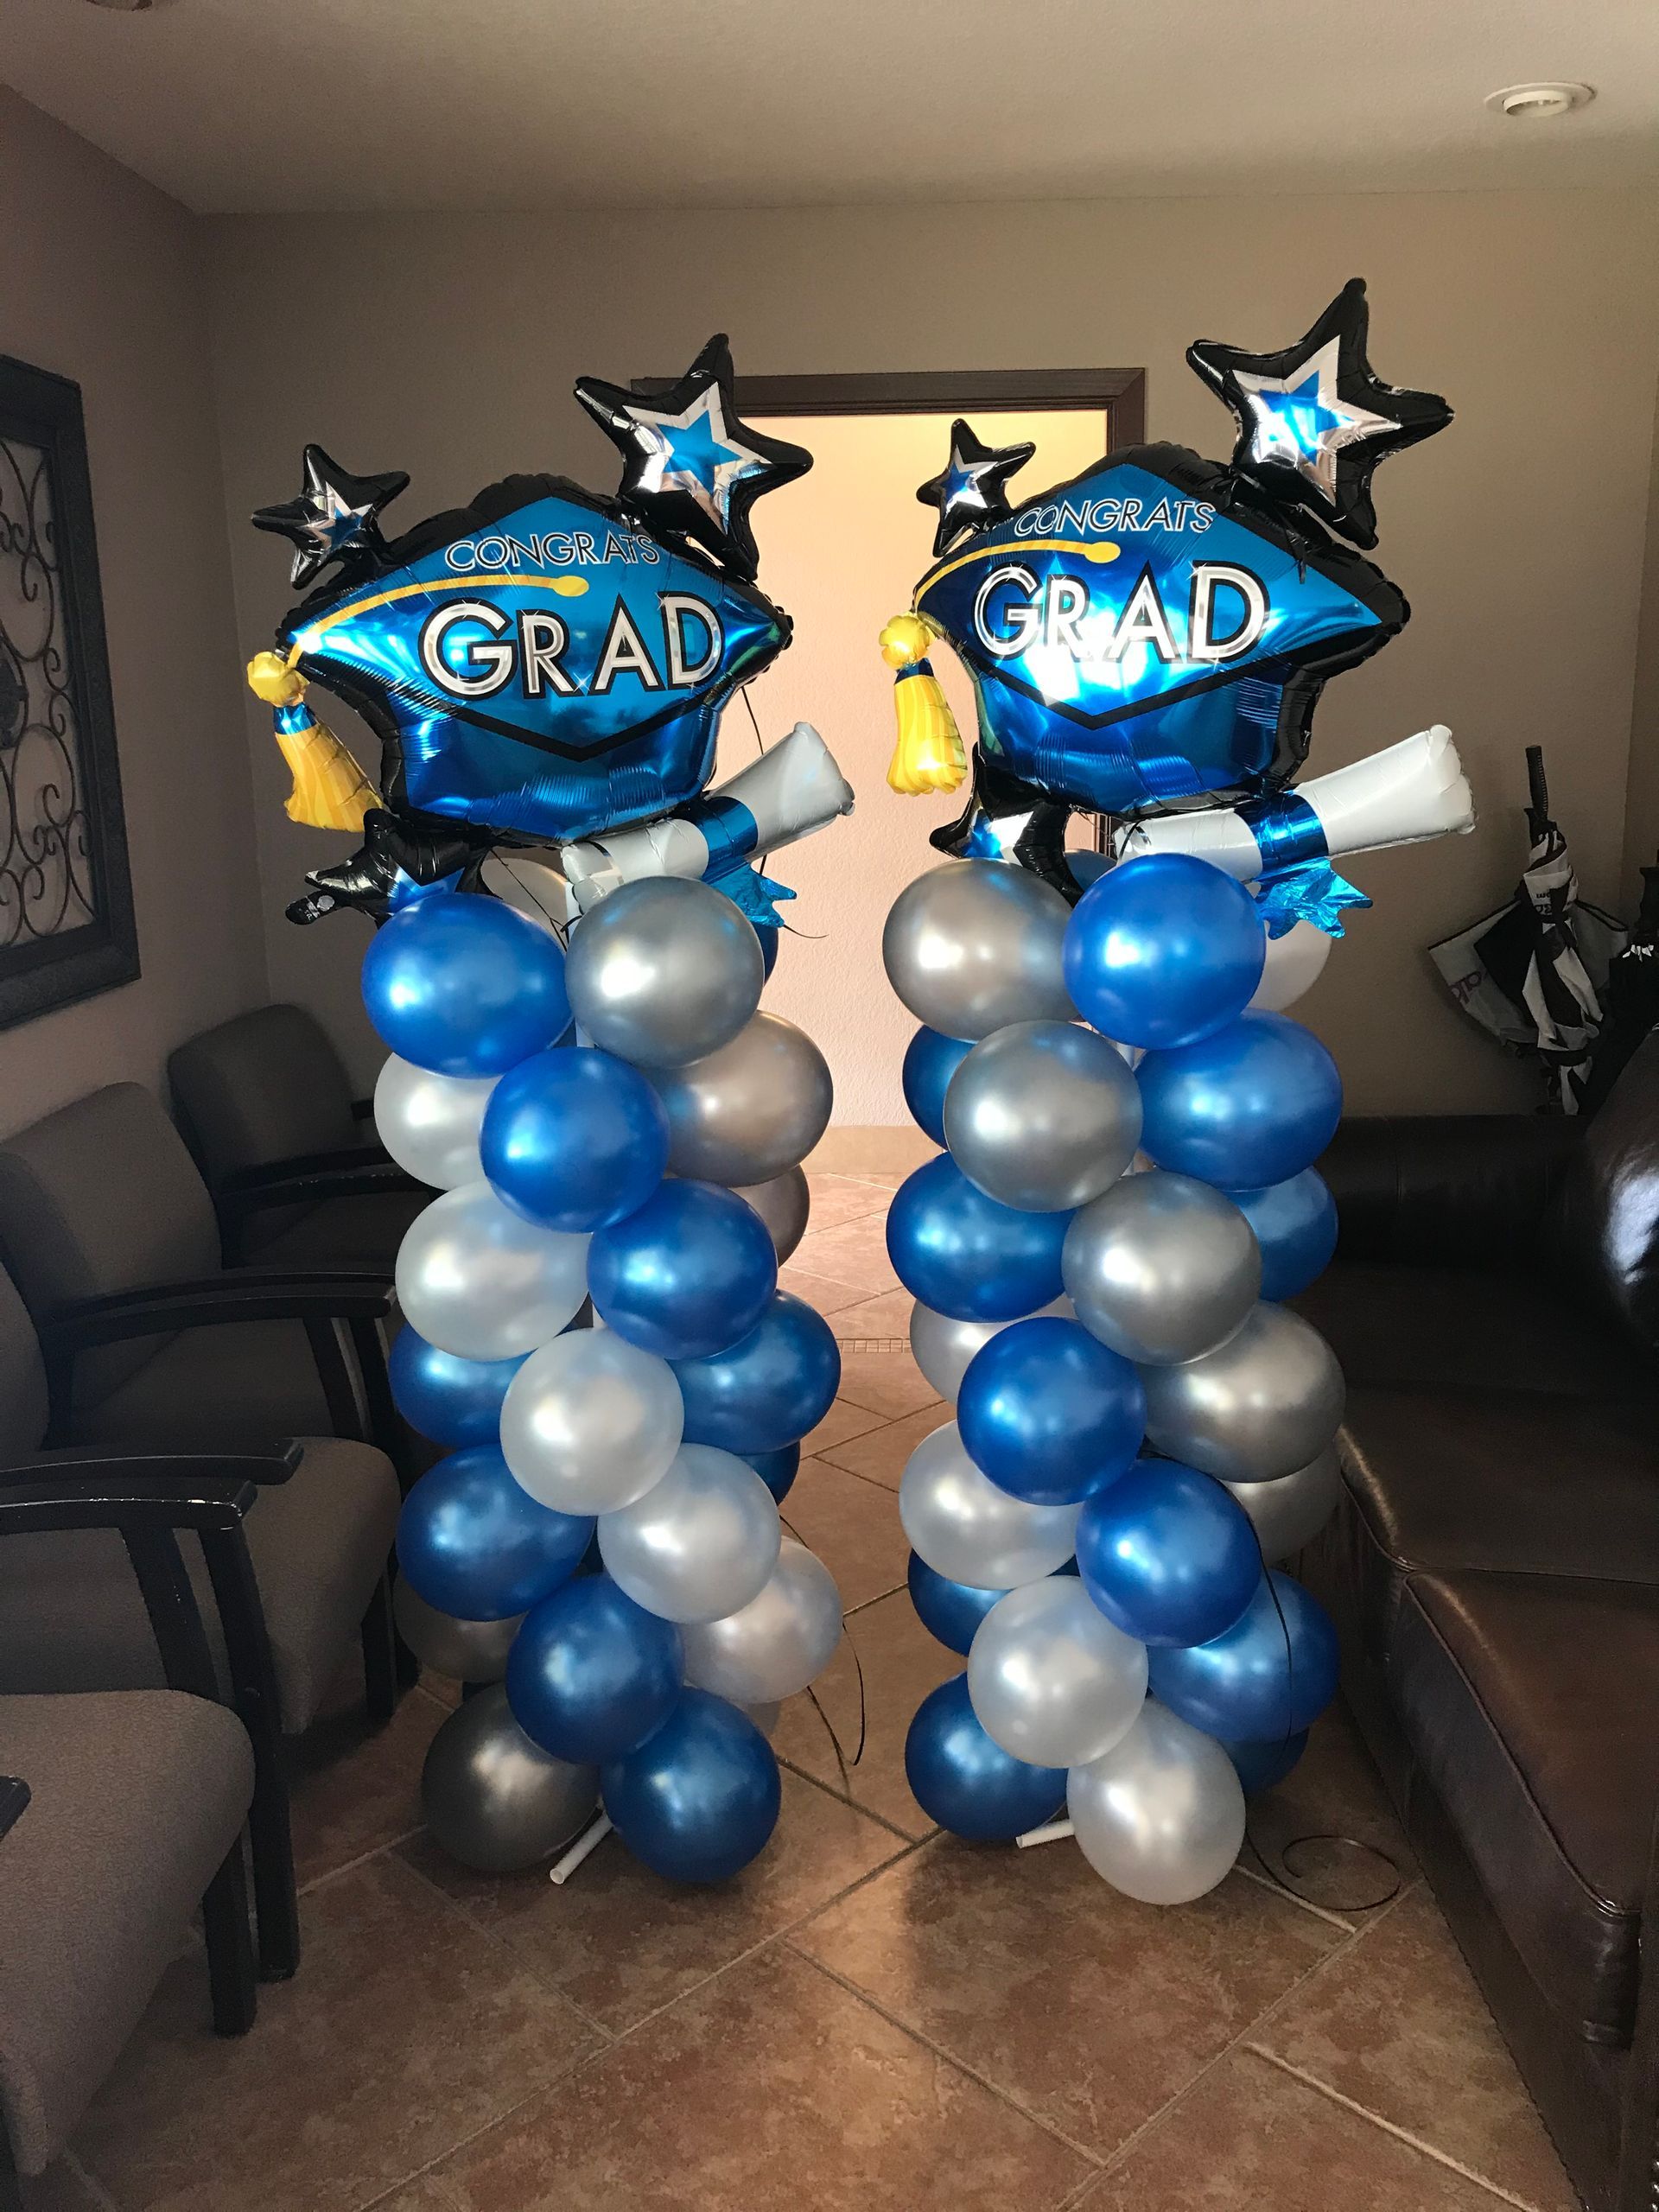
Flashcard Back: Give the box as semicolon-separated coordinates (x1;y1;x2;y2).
906;1552;1009;1656
506;1573;683;1763
480;1046;668;1233
601;1688;780;1883
360;893;569;1077
887;1152;1071;1323
958;1316;1144;1505
1076;1459;1262;1648
396;1446;593;1621
1224;1730;1309;1796
905;1675;1066;1841
588;1179;777;1360
671;1293;840;1454
1226;1169;1338;1300
756;923;779;980
741;1443;801;1504
1066;849;1110;893
388;1325;526;1450
1148;1570;1339;1740
1064;852;1266;1050
902;1027;974;1146
1138;1013;1342;1189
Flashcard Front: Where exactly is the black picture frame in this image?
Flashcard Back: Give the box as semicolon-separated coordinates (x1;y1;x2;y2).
0;354;138;1028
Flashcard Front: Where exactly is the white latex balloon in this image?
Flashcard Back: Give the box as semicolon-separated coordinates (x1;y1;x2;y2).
681;1537;842;1700
899;1420;1080;1587
373;1057;498;1188
598;1443;781;1624
1249;920;1332;1013
909;1297;1071;1402
967;1578;1147;1768
1067;1697;1247;1904
395;1183;588;1360
500;1329;683;1514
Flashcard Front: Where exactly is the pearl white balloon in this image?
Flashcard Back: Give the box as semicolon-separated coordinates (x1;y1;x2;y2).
1068;1697;1246;1904
1062;1171;1261;1367
1142;1303;1345;1484
1249;920;1332;1014
731;1166;810;1264
500;1329;683;1514
1224;1446;1342;1561
598;1443;781;1624
373;1056;498;1188
967;1578;1147;1768
395;1183;588;1360
681;1537;842;1700
882;860;1075;1039
909;1297;1071;1402
899;1421;1081;1587
651;1013;833;1186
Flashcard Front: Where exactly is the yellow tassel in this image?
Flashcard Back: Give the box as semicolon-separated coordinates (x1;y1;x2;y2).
879;613;966;797
247;652;380;832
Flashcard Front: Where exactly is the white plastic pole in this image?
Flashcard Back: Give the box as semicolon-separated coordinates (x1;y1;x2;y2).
549;1810;613;1885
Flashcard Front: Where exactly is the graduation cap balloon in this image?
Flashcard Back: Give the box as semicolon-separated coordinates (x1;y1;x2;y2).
246;338;813;921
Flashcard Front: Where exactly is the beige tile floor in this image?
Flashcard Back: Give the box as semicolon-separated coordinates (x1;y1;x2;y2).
29;1174;1581;2212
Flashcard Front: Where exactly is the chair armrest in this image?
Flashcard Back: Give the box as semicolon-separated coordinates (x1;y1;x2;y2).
219;1152;423;1218
350;1096;376;1123
1318;1116;1581;1270
0;1778;28;1841
0;1440;303;1492
41;1275;394;1355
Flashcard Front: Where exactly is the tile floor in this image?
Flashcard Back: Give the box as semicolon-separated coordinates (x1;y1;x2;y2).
31;1174;1581;2212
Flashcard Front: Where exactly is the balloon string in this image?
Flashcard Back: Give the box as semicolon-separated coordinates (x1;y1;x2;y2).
497;855;570;948
779;1510;867;1777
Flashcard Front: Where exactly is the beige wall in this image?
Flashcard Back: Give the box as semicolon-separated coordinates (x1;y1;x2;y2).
0;90;264;1134
204;186;1659;1112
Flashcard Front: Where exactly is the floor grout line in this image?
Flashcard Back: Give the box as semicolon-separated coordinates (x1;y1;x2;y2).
1231;1853;1357;1933
842;1579;906;1618
1245;2045;1551;2211
773;1750;931;1844
61;2148;122;2211
296;1825;428;1897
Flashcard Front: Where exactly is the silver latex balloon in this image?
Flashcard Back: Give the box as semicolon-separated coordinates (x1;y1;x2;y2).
392;1579;522;1684
651;1013;833;1186
421;1683;599;1875
1063;1171;1261;1366
680;1537;842;1700
1067;1696;1246;1904
732;1166;810;1264
967;1578;1147;1768
1224;1445;1342;1562
500;1328;683;1514
598;1442;781;1625
395;1182;589;1361
944;1020;1142;1213
909;1296;1071;1402
899;1420;1080;1589
1249;919;1331;1014
373;1057;498;1189
1142;1303;1345;1484
565;876;763;1069
882;859;1075;1040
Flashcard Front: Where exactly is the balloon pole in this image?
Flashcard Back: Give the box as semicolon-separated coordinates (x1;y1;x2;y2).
1015;1817;1075;1849
549;1811;614;1886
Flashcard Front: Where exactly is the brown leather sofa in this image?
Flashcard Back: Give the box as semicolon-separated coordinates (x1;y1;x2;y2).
1297;1032;1659;2212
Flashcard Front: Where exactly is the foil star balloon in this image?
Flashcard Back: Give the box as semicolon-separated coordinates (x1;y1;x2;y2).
251;444;410;590
574;334;811;582
917;419;1036;559
1187;279;1452;549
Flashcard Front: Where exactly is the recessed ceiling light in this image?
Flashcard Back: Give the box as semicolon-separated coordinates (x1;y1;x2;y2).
1484;82;1596;121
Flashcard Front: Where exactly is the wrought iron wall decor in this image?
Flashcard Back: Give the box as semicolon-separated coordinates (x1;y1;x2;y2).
0;355;137;1027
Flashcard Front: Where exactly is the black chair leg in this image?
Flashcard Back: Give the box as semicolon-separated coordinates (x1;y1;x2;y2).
360;1571;399;1724
0;2120;22;2212
202;1844;257;2036
247;1730;300;1981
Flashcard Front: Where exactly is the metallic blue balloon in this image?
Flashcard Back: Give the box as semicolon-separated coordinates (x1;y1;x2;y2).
1076;1459;1262;1648
1226;1169;1338;1300
905;1675;1065;1841
360;893;569;1077
1063;854;1265;1050
1138;1013;1342;1189
396;1446;593;1621
388;1325;526;1449
756;924;779;980
887;1153;1071;1323
588;1178;777;1359
480;1045;668;1232
958;1316;1144;1505
1224;1730;1308;1796
506;1573;683;1763
671;1292;840;1454
906;1552;1008;1656
601;1688;780;1882
1147;1569;1338;1740
902;1027;974;1145
741;1443;800;1503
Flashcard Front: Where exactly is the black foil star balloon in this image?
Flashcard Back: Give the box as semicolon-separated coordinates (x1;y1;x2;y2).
1187;279;1452;549
251;445;410;591
917;419;1036;559
573;334;811;581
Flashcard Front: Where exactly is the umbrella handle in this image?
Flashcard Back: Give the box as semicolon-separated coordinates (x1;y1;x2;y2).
1526;744;1550;822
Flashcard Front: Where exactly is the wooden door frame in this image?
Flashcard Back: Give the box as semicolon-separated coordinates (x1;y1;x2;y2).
637;366;1147;447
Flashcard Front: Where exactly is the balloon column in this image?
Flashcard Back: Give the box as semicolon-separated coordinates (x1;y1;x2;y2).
887;283;1474;1904
251;338;853;1884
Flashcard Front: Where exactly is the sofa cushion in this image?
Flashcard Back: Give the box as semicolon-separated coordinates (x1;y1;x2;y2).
1389;1570;1659;2044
